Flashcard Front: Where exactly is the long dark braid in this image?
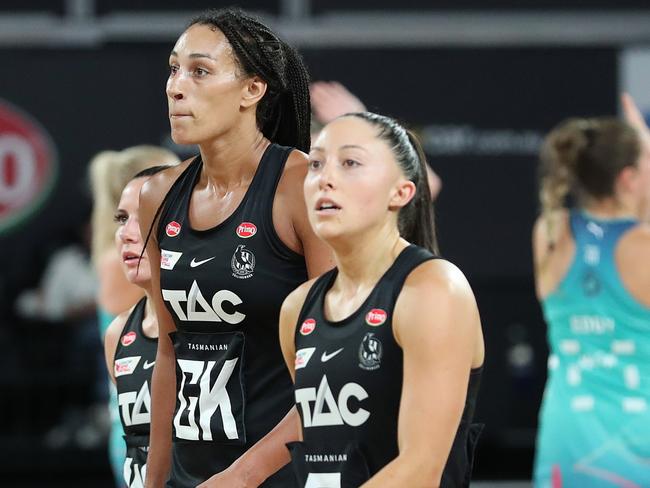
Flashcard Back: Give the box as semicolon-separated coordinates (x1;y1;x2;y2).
189;8;311;152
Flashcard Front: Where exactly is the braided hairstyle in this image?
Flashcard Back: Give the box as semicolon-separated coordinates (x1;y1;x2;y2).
189;8;311;152
539;117;640;249
344;112;439;255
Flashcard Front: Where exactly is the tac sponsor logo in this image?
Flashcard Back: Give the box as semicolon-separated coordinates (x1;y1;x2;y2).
114;356;141;377
295;375;369;428
295;347;316;370
359;332;383;371
236;221;257;238
162;280;245;324
231;244;255;279
118;382;151;427
300;318;316;336
121;331;137;347
166;221;181;237
160;249;183;270
365;309;387;326
0;99;58;234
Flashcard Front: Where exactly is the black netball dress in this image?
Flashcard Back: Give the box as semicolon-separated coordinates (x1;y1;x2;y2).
113;297;158;488
157;144;308;487
290;245;482;487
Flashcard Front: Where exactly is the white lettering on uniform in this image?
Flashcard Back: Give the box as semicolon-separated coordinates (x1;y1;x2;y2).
570;315;615;335
123;457;146;488
118;382;151;426
174;358;240;441
296;375;370;428
305;472;341;488
162;280;245;324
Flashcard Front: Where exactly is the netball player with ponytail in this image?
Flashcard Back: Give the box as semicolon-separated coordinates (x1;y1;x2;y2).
279;112;484;487
104;165;172;488
532;101;650;486
139;8;333;487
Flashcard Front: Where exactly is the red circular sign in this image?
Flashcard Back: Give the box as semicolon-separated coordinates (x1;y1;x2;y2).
300;318;316;335
365;309;387;326
166;221;181;237
121;331;137;347
236;222;257;238
0;99;57;233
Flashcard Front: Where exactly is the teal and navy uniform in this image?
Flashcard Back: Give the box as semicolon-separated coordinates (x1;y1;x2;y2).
534;210;650;487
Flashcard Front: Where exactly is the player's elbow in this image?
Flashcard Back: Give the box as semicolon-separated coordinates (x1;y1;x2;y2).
394;450;445;487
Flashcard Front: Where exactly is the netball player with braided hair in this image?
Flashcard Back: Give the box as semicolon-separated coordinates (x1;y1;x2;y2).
139;8;333;487
532;97;650;486
279;112;484;487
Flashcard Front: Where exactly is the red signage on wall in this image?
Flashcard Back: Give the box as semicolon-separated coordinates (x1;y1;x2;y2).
0;100;57;234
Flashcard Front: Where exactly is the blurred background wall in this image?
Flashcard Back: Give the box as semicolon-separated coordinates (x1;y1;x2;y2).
1;1;650;486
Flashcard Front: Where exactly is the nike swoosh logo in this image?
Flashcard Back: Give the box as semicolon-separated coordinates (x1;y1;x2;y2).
143;360;155;370
190;256;216;268
321;348;343;362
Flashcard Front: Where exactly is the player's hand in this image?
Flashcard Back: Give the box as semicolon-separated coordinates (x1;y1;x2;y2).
622;92;650;148
310;81;366;125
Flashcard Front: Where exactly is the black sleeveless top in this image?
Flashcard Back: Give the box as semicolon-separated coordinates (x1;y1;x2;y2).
113;297;157;488
289;245;483;487
157;144;308;487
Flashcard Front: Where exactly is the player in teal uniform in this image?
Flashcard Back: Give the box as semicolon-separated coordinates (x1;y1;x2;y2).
533;97;650;487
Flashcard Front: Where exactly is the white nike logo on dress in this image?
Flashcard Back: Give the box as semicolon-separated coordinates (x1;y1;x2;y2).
143;360;156;370
321;348;343;362
190;256;216;268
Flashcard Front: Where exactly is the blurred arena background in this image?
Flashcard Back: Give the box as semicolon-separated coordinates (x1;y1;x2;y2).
1;1;650;486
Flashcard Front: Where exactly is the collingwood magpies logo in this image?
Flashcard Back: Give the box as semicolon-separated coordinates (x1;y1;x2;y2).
359;332;382;371
231;244;255;279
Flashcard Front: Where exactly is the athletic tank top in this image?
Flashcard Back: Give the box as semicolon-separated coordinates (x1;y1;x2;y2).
157;144;308;487
113;297;157;488
534;210;650;487
290;245;483;488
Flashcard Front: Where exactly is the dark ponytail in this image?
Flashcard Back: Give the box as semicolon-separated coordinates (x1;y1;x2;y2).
189;8;311;152
346;112;439;254
404;130;438;255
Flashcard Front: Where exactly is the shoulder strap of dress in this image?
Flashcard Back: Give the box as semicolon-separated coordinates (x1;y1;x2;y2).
294;269;338;340
155;155;202;242
379;245;438;305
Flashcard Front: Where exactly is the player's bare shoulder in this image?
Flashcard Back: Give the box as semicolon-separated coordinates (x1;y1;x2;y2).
139;157;194;211
139;157;195;233
277;149;309;196
403;258;474;300
281;276;320;322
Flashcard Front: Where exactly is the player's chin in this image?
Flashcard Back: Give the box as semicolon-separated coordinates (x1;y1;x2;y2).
169;128;198;146
129;269;151;286
312;221;345;244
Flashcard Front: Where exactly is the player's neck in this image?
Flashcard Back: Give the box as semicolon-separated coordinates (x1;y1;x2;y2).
333;228;406;294
198;126;268;189
582;195;638;220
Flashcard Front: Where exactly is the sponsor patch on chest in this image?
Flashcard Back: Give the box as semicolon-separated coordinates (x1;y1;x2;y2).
114;356;141;377
161;249;183;270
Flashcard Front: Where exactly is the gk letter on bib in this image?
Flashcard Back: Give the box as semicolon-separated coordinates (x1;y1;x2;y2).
171;330;246;445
